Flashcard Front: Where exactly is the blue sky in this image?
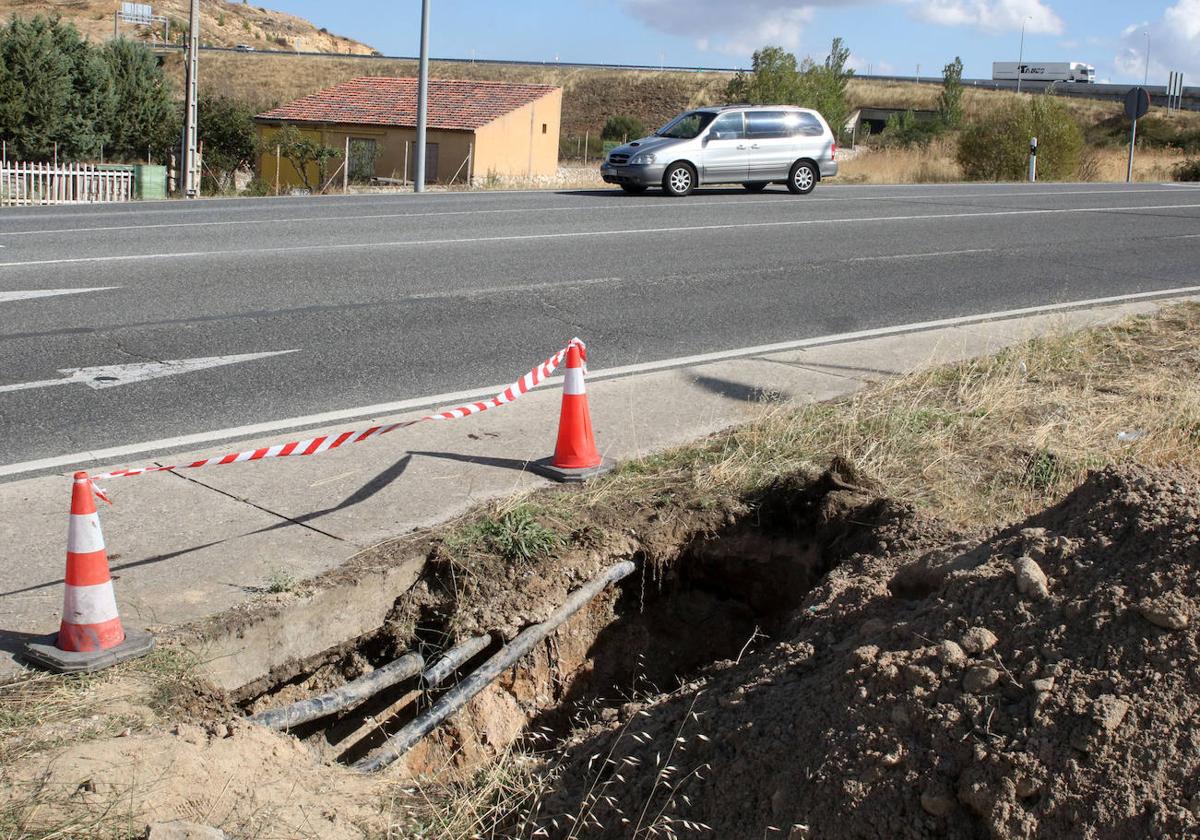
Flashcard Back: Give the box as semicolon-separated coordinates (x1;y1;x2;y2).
270;0;1199;85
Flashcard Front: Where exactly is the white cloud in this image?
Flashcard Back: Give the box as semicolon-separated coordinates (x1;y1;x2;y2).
619;0;826;57
1115;0;1200;82
909;0;1064;34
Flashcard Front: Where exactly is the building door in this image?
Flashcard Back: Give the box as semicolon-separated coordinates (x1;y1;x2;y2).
407;142;439;184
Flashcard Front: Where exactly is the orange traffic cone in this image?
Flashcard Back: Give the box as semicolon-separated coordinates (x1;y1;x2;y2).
24;472;154;673
531;343;613;483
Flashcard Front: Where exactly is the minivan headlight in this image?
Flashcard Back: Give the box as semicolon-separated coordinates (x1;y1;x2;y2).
630;152;656;165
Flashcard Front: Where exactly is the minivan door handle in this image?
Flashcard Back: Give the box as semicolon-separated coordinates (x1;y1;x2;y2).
736;144;746;150
750;144;760;149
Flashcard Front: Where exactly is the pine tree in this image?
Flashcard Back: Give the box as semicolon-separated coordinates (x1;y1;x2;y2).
101;37;176;162
0;16;76;159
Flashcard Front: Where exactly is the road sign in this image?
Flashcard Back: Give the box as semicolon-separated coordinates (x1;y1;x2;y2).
1124;87;1151;121
119;2;153;23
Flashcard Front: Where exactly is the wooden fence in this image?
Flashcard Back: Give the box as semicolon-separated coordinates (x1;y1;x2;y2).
0;161;135;206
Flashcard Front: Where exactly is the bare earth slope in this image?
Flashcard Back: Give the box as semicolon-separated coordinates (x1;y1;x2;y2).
0;0;373;53
537;465;1200;839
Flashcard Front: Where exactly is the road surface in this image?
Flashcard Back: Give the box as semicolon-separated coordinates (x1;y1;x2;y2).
1;181;1198;478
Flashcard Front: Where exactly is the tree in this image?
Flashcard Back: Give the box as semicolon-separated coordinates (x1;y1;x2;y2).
101;38;176;161
601;115;645;142
268;124;340;191
938;56;965;128
0;16;112;160
726;40;854;140
198;95;259;192
957;95;1082;181
807;37;854;141
725;46;805;104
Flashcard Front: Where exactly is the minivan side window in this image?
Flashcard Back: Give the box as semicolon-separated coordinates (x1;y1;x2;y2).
745;111;792;139
707;112;744;140
794;113;825;137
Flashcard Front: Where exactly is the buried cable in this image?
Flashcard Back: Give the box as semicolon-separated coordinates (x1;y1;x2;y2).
353;560;637;773
422;633;493;688
249;652;425;731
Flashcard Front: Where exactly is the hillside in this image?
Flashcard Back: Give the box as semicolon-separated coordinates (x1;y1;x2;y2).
0;0;374;54
163;51;1200;144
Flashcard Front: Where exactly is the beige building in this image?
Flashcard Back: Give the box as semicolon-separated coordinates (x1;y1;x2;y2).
255;77;562;189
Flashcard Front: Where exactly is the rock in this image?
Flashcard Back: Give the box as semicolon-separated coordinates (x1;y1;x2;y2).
960;627;998;655
920;789;955;817
1014;556;1051;599
1020;527;1048;540
1093;695;1129;732
937;640;967;668
1030;677;1055;693
172;724;206;746
963;666;1001;693
145;822;226;840
1138;598;1189;630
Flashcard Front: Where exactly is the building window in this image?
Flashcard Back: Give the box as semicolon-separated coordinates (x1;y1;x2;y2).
542;123;548;134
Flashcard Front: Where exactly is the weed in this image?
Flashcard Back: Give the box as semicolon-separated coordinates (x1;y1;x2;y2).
452;505;563;564
266;567;298;593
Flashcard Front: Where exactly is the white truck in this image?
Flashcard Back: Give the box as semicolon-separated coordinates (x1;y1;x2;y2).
992;61;1096;83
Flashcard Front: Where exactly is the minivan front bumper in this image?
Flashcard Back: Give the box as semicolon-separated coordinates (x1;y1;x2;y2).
600;162;667;187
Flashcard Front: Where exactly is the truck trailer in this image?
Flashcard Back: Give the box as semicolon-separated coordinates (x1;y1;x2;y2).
992;61;1096;83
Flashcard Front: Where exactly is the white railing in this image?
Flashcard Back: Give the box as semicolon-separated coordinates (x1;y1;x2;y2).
0;161;135;207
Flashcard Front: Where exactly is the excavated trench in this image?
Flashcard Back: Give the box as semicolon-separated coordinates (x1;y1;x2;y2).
232;467;888;776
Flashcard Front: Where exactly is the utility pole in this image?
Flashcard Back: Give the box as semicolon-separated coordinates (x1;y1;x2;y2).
182;0;200;198
414;0;431;193
1016;16;1029;95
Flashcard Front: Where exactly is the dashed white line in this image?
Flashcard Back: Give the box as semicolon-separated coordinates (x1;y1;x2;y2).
843;248;995;263
2;283;1199;480
0;287;117;303
1;201;1196;269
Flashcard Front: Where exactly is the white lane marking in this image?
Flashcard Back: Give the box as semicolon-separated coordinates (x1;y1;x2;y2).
843;248;995;263
2;201;1199;270
0;187;1186;237
0;287;117;303
0;350;298;395
406;276;621;301
3;284;1199;480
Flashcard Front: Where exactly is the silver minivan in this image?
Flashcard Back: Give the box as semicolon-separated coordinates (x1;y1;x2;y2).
600;105;837;197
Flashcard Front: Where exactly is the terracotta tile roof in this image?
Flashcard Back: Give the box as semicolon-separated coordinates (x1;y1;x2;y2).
255;77;560;131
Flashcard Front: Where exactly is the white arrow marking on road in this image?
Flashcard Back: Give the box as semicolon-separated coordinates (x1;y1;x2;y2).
0;350;299;394
0;287;116;303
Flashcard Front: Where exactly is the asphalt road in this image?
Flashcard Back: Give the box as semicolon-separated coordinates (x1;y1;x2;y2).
1;181;1198;477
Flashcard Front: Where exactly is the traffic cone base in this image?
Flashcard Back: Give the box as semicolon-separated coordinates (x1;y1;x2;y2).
23;471;154;674
529;454;616;484
24;627;155;675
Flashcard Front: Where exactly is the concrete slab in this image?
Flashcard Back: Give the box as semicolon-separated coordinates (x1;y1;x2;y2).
1;296;1193;679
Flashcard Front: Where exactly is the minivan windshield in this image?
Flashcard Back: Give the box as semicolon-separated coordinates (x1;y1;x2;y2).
655;111;717;139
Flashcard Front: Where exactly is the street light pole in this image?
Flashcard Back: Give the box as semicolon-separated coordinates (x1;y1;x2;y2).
1143;32;1150;86
414;0;431;193
1016;17;1028;95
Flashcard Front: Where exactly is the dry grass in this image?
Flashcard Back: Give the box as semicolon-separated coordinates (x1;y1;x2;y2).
587;303;1200;529
840;138;1191;184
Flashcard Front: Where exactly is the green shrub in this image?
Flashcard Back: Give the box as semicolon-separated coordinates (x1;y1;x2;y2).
957;95;1082;181
1175;159;1200;182
242;176;271;196
877;110;944;148
601;114;645;142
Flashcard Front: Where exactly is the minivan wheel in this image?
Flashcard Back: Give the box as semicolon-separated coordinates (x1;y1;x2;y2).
662;163;695;197
787;161;817;195
742;182;769;193
619;183;648;194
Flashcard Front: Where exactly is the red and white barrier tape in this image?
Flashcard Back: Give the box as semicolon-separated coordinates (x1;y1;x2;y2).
84;339;586;502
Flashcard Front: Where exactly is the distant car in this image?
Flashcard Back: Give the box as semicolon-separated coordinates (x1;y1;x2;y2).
600;105;837;197
234;44;255;51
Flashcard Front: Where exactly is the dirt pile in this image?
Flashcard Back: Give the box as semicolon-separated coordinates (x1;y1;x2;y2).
534;465;1200;839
